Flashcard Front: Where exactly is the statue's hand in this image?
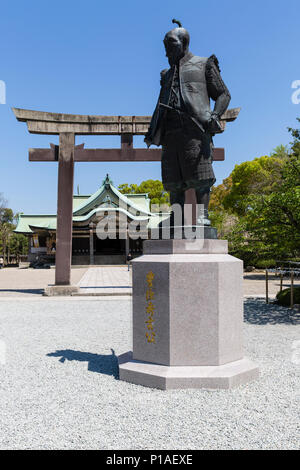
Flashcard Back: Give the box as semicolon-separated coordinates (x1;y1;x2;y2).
207;113;221;134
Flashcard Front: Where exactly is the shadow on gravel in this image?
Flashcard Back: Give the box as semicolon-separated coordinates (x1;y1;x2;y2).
0;288;44;295
80;286;131;289
244;297;300;325
244;274;277;281
47;348;119;378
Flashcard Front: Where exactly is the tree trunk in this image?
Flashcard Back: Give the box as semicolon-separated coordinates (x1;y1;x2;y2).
2;238;6;266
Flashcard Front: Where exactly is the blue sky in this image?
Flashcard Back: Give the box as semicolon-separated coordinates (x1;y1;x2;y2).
0;0;299;214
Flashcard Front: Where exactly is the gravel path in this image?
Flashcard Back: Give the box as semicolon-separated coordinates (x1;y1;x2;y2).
0;297;299;450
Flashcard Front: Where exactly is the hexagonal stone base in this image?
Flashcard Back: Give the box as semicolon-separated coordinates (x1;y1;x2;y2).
132;240;244;367
118;352;259;390
118;239;259;390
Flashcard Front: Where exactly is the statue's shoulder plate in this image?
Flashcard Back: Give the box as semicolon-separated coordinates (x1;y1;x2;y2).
207;54;221;72
160;68;171;86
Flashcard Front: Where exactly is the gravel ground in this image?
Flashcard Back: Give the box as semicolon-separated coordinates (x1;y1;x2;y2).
0;297;299;450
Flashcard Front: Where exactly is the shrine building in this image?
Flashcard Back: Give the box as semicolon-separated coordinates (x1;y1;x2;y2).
14;175;169;265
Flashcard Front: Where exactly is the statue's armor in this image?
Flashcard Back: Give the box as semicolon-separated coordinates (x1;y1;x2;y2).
148;53;214;145
146;51;231;192
176;55;211;124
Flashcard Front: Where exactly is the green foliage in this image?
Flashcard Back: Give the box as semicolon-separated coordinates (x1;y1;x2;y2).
209;175;232;213
0;195;28;263
0;207;13;224
209;121;300;266
254;259;277;269
118;183;139;194
118;179;170;208
276;287;300;307
222;147;289;216
8;233;28;256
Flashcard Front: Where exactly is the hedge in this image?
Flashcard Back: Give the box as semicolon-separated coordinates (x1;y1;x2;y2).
276;287;300;306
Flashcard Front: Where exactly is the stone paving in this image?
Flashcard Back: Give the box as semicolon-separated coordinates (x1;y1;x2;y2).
0;267;87;297
76;267;132;295
243;272;300;298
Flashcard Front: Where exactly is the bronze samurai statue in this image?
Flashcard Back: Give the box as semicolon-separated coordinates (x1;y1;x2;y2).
145;20;231;226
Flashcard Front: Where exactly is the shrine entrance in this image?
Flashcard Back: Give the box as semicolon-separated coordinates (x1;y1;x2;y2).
13;107;239;293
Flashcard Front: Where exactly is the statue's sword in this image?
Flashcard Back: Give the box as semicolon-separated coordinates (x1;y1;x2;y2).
158;102;205;134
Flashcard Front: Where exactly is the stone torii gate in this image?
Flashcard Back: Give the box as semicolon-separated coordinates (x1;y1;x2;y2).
13;107;240;294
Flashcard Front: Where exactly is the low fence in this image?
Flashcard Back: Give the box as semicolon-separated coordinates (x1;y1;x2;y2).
265;265;300;308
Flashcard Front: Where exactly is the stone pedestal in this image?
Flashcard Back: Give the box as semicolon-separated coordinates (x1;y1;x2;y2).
118;239;259;390
151;225;218;240
44;285;80;296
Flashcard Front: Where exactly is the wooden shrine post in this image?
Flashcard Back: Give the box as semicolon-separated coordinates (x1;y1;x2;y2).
55;133;75;286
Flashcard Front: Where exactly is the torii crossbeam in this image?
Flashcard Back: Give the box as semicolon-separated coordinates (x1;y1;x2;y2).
13;107;240;292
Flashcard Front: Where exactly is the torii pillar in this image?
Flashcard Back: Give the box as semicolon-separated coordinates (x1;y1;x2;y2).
55;133;75;287
12;107;240;295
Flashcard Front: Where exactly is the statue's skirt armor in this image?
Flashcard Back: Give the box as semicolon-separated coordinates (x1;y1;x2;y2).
161;114;216;192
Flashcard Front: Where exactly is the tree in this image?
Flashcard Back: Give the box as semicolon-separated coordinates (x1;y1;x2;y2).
0;193;8;219
0;199;28;265
209;175;235;237
246;132;300;259
208;124;300;265
118;183;139;194
0;199;14;265
118;179;170;208
8;233;28;262
222;146;289;216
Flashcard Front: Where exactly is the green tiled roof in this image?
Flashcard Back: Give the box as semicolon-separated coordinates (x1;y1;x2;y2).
73;195;90;209
15;215;57;233
14;176;170;234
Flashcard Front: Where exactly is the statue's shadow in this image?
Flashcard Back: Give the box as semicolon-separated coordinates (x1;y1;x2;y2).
47;348;119;379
